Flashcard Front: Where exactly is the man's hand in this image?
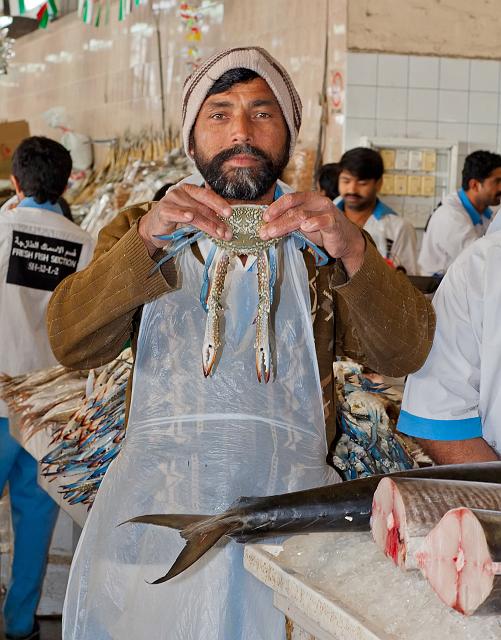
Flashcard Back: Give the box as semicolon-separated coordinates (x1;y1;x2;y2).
138;184;233;257
260;192;366;276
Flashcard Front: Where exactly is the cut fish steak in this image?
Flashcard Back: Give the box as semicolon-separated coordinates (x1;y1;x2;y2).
371;478;501;570
417;508;501;616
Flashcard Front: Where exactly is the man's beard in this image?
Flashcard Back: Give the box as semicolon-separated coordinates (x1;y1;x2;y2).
193;143;289;200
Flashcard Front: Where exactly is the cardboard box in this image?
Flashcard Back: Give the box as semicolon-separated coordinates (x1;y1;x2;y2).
0;120;31;179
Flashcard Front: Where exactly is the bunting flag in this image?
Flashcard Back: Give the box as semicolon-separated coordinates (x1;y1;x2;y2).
94;2;101;27
36;0;57;28
78;0;94;25
118;0;132;21
37;3;49;27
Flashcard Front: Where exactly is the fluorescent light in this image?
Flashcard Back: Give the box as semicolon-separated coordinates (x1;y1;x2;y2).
84;39;113;52
130;22;154;35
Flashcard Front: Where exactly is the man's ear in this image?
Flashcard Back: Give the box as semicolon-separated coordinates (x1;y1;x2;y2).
10;175;23;199
467;177;480;193
375;177;383;194
188;129;197;158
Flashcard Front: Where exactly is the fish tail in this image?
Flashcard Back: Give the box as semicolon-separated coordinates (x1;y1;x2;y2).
120;512;240;583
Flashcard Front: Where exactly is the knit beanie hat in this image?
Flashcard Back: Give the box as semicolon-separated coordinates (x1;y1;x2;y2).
182;46;302;160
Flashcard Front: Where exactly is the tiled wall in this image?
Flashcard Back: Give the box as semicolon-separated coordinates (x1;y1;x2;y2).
345;52;501;160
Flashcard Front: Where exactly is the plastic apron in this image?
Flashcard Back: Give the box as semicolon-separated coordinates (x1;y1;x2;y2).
63;237;339;640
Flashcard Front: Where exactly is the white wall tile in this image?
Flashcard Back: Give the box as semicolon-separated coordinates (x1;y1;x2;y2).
346;85;377;118
344;117;376;150
438;122;468;142
468;92;499;124
347;53;377;86
468;124;498;147
408;88;438;121
377;54;408;87
439;58;470;90
409;56;439;89
469;60;500;92
376;119;407;137
438;90;468;122
377;87;407;120
468;142;497;153
345;54;501;158
406;120;438;138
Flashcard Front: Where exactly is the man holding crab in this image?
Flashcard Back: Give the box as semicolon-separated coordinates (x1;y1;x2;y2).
48;47;435;640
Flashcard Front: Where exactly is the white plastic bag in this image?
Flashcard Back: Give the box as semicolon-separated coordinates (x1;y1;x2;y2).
63;237;339;640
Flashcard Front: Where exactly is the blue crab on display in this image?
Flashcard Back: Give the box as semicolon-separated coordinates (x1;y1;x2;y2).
153;204;329;382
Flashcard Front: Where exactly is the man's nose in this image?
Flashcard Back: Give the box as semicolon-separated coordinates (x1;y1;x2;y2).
230;114;253;145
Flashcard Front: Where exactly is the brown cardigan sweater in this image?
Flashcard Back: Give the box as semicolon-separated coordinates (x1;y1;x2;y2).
47;202;435;448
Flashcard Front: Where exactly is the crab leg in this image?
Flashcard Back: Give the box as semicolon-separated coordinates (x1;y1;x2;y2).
202;249;230;377
150;227;204;273
255;250;272;383
291;231;330;266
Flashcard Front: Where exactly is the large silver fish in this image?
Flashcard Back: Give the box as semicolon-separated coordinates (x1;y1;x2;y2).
123;461;501;584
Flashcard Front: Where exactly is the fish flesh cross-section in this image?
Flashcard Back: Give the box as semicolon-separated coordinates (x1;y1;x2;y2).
371;477;501;570
417;507;501;616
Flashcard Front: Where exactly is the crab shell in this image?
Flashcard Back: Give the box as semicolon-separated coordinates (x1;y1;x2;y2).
208;204;277;255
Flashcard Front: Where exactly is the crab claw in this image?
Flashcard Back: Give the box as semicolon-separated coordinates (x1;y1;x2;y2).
256;343;271;383
202;339;217;377
202;306;221;378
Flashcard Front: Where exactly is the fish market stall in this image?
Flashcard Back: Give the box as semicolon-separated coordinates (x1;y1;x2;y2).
244;533;501;640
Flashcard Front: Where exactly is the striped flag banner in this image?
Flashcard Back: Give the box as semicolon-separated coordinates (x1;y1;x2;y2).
10;0;57;21
79;0;94;24
37;3;49;27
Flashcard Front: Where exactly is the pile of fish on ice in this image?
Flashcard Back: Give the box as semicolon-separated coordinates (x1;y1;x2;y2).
0;348;132;508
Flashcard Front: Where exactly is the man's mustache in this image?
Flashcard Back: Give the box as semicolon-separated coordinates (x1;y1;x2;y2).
345;193;362;199
214;144;271;166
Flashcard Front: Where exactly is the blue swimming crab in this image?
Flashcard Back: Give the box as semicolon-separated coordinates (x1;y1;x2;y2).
153;204;328;382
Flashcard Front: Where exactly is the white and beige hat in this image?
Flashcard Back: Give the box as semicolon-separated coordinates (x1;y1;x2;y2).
181;46;302;160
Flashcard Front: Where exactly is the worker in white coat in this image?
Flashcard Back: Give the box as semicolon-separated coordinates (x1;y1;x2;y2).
418;150;501;277
335;147;418;274
0;136;94;640
398;229;501;464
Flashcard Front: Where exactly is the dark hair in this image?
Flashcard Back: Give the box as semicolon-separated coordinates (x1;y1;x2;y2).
12;136;72;204
339;147;384;182
153;183;175;202
317;163;340;200
207;68;260;97
462;150;501;190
